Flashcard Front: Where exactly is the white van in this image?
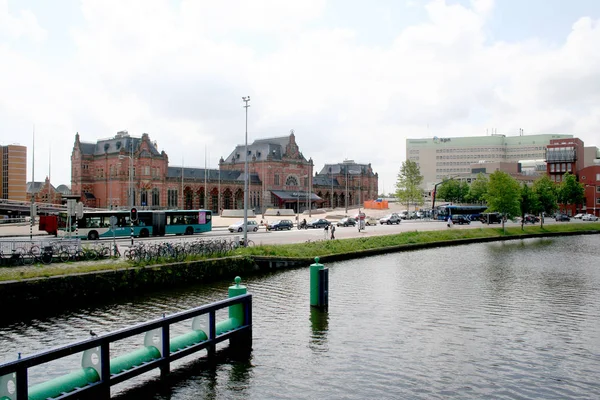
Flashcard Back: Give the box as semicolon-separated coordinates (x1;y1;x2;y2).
400;210;409;219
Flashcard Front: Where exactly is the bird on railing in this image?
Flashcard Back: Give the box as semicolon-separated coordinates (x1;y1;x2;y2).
89;329;98;337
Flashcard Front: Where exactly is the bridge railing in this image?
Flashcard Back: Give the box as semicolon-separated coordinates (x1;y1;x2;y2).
0;292;252;400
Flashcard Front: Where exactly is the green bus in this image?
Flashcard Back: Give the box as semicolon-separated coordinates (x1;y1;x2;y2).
53;209;212;240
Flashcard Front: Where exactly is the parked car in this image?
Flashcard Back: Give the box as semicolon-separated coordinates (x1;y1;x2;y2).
582;214;599;221
479;213;503;224
555;214;571;222
365;216;379;226
573;213;584;219
379;213;402;225
228;220;259;232
337;217;356;227
451;215;471;225
307;218;331;229
523;214;540;224
267;219;294;231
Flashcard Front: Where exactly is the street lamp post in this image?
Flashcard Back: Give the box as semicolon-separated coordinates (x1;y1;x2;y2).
262;163;271;215
119;147;134;246
345;165;348;214
119;152;133;208
330;165;334;209
242;96;251;247
129;142;133;207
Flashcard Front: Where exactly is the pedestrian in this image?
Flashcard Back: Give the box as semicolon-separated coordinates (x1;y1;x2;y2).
330;224;336;239
447;216;453;228
324;224;329;239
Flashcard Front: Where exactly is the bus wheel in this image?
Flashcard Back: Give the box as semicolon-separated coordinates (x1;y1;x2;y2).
185;227;194;235
88;231;99;240
140;228;149;238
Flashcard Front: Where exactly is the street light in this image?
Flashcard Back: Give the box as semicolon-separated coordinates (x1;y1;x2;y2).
296;174;308;219
431;174;460;214
345;164;348;214
119;149;133;207
262;163;271;215
119;143;134;245
306;160;313;218
330;165;334;209
242;96;250;247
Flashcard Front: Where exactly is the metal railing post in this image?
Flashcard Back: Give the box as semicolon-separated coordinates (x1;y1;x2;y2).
16;365;28;400
208;310;216;358
160;323;170;377
100;342;111;397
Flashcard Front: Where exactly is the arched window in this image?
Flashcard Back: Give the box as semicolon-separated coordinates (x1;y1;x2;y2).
285;176;299;186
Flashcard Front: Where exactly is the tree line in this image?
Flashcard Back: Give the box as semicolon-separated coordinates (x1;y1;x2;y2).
395;160;586;228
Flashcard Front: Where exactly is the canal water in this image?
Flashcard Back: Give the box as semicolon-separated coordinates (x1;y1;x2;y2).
1;235;600;399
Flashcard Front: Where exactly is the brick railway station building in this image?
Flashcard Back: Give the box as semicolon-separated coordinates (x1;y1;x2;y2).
71;131;379;213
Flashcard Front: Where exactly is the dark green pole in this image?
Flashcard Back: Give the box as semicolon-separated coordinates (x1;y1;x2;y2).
310;257;325;307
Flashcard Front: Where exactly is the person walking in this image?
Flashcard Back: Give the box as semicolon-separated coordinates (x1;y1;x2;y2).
447;216;453;228
330;224;336;239
323;224;329;240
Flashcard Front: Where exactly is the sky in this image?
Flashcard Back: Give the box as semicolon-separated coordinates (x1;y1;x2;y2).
2;0;600;195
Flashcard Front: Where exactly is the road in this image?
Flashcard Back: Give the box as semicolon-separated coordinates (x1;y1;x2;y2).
202;218;575;246
0;218;578;249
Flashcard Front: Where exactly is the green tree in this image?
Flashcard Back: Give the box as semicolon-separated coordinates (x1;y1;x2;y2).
395;160;424;210
519;183;540;230
467;173;488;204
458;181;470;203
437;179;461;203
557;172;585;213
532;175;558;227
485;171;521;233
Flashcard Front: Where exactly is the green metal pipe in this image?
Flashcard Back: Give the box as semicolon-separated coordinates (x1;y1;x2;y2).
216;318;242;334
28;367;99;400
110;346;161;375
169;330;208;353
21;279;249;400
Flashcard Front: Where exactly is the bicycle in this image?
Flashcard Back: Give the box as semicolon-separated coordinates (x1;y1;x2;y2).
0;248;25;266
239;238;255;247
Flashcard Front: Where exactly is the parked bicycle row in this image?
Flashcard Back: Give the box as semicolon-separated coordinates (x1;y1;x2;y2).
123;238;239;263
0;240;117;266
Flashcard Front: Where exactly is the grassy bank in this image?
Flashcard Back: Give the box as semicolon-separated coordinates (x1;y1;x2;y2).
1;222;599;282
236;222;600;258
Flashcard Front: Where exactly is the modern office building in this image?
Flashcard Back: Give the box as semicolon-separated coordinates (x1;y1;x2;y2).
406;133;573;190
545;138;585;183
0;144;27;202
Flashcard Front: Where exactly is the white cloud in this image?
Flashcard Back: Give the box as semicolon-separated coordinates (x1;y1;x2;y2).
1;0;599;193
0;0;47;42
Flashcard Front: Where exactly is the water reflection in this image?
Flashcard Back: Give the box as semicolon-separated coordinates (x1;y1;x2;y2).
309;307;329;353
2;235;600;399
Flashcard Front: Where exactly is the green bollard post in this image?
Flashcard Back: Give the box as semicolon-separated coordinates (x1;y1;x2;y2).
310;257;325;307
224;276;252;353
228;276;247;323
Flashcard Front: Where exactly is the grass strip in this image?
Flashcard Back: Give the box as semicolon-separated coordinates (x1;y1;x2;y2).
1;222;598;282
